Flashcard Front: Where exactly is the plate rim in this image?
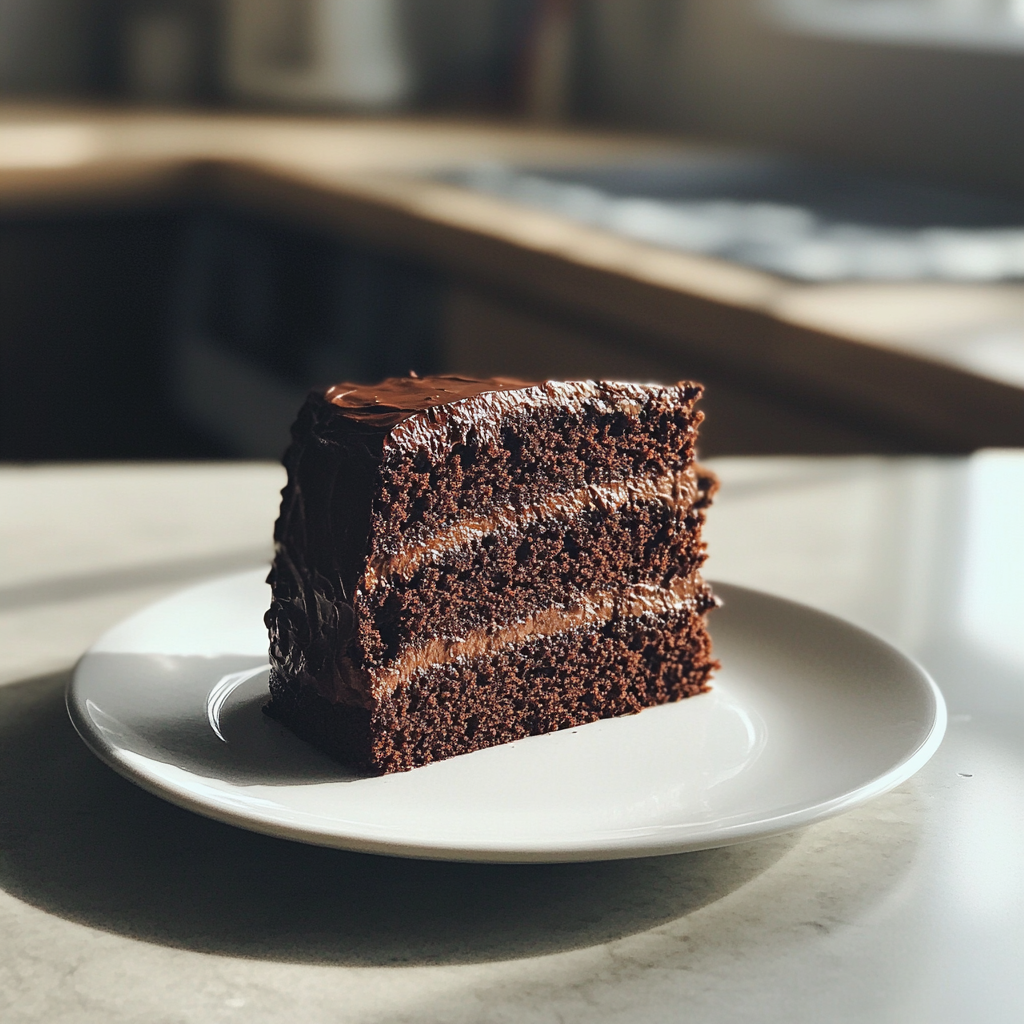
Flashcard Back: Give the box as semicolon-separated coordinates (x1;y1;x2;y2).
66;574;947;863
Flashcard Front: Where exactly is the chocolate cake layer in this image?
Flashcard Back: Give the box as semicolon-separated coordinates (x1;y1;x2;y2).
312;378;704;551
267;597;717;774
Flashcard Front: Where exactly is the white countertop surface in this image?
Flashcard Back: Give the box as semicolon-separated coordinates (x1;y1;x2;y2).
1;455;1022;1023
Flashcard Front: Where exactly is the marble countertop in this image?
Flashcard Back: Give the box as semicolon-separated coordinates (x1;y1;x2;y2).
1;456;1022;1023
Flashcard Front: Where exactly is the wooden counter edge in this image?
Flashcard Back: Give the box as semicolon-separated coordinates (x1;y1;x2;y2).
203;159;1024;450
4;151;1023;450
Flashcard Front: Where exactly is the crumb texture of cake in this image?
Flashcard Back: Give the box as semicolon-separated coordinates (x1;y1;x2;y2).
265;375;719;774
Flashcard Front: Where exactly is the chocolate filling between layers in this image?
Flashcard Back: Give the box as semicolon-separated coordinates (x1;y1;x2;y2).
360;507;708;667
354;466;714;667
334;569;713;704
362;466;700;589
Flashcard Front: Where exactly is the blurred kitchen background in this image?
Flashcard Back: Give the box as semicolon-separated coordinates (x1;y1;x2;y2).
4;0;1024;459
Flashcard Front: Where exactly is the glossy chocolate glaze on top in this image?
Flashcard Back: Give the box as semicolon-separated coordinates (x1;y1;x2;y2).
324;376;537;429
321;376;700;462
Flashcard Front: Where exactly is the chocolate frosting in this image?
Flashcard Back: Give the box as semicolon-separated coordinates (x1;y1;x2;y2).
322;375;696;462
324;376;537;429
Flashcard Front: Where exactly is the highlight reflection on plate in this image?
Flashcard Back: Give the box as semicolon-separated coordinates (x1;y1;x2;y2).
68;571;945;863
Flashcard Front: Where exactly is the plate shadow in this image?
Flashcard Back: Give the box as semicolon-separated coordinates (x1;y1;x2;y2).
1;673;798;966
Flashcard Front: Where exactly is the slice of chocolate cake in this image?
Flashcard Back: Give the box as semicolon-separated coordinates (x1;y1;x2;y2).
265;376;718;774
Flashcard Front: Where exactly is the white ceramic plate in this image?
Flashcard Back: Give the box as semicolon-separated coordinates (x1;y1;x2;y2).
67;570;945;863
